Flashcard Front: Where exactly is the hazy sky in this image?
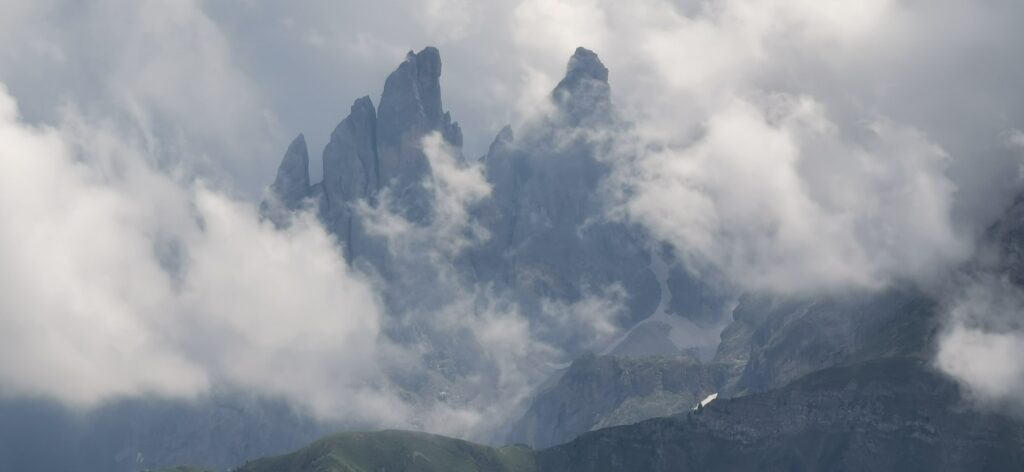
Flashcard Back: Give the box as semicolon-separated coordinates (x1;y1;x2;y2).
3;0;1024;433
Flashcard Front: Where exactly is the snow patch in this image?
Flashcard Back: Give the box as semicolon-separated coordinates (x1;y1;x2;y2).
694;392;718;410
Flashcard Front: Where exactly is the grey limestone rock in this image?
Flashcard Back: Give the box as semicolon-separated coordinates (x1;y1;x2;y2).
508;354;725;449
552;47;612;126
271;133;312;208
259;134;312;226
375;46;461;223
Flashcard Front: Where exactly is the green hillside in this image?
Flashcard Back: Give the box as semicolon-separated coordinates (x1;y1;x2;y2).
223;429;535;472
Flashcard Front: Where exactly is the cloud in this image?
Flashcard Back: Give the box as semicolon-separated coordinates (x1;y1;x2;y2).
613;95;969;294
0;83;404;424
0;0;280;196
501;0;1023;297
175;191;401;423
360;132;491;257
0;85;208;406
936;276;1024;414
0;87;624;440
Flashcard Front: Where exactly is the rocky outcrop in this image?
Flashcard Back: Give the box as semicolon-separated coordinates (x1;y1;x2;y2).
471;48;662;330
263;46;724;336
266;47;463;266
375;47;461;223
270;133;312;208
323;96;377;207
508;354;726;449
259;134;312;225
551;47;612;126
712;288;938;397
320;96;379;265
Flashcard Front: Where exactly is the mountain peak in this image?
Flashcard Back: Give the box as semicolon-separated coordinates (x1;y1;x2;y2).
552;47;612;125
566;47;609;83
406;46;441;72
260;133;311;224
375;46;454;223
270;133;310;207
351;95;375;116
378;47;445;144
322;95;378;209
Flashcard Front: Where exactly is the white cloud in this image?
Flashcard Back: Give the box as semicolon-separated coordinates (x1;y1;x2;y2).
0;0;280;196
513;0;609;61
176;190;401;423
422;0;475;42
613;95;968;294
540;285;628;353
421;132;493;254
1008;130;1024;150
0;85;207;406
497;0;1024;299
0;84;401;424
937;277;1024;413
357;132;491;262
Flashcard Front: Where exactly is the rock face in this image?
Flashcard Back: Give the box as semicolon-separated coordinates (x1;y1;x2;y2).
321;96;379;265
537;358;1024;472
468;47;723;331
551;47;612;126
605;321;688;358
375;47;461;223
721;288;937;396
262;45;722;341
263;47;463;266
506;284;937;451
260;134;312;225
508;354;726;449
323;97;377;211
270;134;312;208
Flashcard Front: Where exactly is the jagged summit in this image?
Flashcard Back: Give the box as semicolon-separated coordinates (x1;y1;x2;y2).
269;133;310;210
323;95;378;206
552;47;612;124
263;46;461;241
350;95;376;119
375;46;459;222
565;47;609;83
487;125;514;155
378;46;445;146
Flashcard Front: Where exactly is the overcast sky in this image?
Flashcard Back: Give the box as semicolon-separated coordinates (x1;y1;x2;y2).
3;0;1024;433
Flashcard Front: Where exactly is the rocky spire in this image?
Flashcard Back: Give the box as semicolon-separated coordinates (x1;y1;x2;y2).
376;46;445;156
375;46;460;222
268;133;311;209
551;47;612;125
323;96;378;206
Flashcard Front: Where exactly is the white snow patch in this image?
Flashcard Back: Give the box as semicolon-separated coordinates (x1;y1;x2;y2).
694;392;718;410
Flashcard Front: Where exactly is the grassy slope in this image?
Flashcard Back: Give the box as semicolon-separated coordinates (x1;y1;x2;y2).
148;464;216;468
226;430;535;472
